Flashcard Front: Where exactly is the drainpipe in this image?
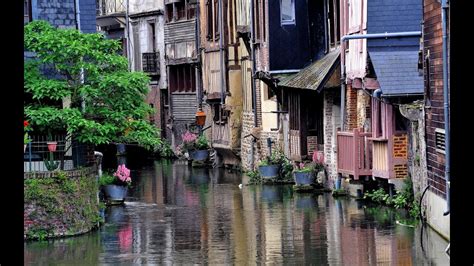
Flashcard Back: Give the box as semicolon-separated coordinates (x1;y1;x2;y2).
196;1;203;109
250;0;257;127
218;0;225;107
441;0;450;216
125;0;131;71
339;31;422;130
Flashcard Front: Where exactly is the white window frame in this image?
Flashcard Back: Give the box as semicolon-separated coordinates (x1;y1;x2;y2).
280;0;295;25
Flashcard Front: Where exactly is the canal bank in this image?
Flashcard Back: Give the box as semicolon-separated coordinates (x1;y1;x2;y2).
25;160;449;265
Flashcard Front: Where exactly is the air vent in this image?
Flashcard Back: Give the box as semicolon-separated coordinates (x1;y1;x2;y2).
435;128;445;154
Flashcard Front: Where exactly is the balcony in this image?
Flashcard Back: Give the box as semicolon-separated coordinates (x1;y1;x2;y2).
96;0;125;17
142;52;160;75
337;129;372;180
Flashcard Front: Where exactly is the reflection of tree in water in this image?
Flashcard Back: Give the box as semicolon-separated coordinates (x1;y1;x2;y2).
24;233;101;265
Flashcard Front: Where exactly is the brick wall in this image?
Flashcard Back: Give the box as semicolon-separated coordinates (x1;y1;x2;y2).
423;0;447;197
393;134;408;159
357;90;371;131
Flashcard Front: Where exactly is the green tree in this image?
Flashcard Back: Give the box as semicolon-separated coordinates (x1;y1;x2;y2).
24;21;161;150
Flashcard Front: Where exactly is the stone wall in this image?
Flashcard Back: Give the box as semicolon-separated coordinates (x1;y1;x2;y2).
323;90;341;189
24;167;100;240
33;0;96;32
241;111;256;171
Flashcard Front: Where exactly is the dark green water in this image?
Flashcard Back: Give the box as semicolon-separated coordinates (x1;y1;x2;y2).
24;160;449;265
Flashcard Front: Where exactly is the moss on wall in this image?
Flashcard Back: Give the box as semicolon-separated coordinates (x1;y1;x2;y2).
24;168;100;241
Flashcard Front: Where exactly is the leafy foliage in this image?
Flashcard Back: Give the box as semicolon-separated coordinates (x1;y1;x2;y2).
363;177;420;219
156;140;175;158
195;134;210;150
43;152;59;171
24;21;161;150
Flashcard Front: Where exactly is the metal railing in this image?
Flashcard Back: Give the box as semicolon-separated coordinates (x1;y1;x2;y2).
96;0;125;16
24;135;92;172
142;52;160;74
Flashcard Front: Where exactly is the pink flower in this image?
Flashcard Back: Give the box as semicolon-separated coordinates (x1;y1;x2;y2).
299;162;305;169
114;164;131;185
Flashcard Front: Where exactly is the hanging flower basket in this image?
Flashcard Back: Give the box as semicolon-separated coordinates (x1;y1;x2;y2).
47;141;58;152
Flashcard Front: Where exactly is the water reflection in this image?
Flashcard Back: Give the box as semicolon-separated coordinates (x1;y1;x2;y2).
24;160;449;265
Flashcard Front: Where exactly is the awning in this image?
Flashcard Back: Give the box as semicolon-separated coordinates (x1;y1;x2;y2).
277;49;340;91
368;47;423;97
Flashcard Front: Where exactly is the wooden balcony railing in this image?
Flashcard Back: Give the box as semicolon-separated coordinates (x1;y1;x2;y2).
337;129;372;180
142;52;160;74
96;0;125;16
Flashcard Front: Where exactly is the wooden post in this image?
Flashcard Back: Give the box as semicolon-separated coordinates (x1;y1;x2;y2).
353;128;359;180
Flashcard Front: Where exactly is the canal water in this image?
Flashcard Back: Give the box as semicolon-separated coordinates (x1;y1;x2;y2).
25;160;449;265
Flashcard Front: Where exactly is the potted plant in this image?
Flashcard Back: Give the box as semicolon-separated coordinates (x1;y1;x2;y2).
24;120;31;153
100;164;132;203
177;130;198;160
258;150;286;180
293;162;314;185
190;134;210;162
293;151;326;186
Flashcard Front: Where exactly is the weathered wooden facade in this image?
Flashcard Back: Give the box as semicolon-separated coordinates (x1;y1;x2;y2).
126;0;168;137
270;0;342;190
164;0;199;146
338;0;423;183
199;0;243;166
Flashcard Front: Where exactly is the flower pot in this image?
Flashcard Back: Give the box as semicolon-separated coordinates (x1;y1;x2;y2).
258;164;280;180
47;141;57;152
103;185;128;202
191;149;209;162
294;171;313;185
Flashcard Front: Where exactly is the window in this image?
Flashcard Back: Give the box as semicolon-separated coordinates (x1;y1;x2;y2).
24;0;32;24
149;22;156;52
255;0;261;40
281;0;295;25
166;0;197;23
327;0;340;48
169;64;196;93
206;0;219;41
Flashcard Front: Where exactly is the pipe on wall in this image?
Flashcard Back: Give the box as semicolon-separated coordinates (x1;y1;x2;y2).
250;0;258;127
218;0;225;107
441;0;450;216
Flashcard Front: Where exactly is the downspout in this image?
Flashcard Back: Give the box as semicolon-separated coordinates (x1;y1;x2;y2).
218;0;225;106
196;1;203;109
339;30;422;129
74;0;86;112
125;0;131;71
441;0;450;216
250;0;257;127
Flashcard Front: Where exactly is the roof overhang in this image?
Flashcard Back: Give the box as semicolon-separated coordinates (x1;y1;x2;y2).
276;49;341;92
96;13;126;27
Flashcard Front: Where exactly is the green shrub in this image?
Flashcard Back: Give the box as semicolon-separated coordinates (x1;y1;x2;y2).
98;173;115;186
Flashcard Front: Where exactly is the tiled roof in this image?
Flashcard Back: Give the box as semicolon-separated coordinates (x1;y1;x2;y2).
368;47;423;96
277;49;340;91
